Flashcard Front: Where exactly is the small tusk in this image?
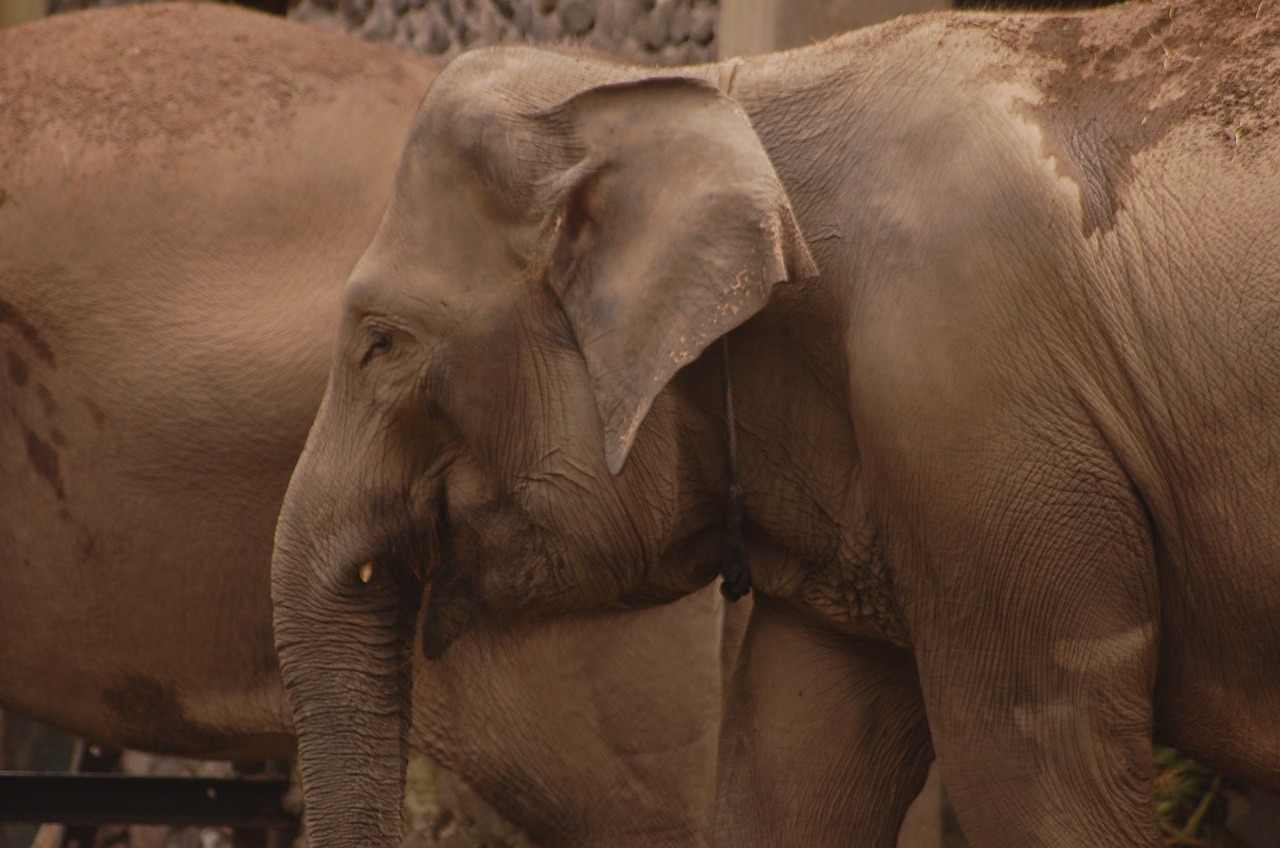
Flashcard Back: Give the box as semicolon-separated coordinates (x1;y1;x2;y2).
358;562;375;584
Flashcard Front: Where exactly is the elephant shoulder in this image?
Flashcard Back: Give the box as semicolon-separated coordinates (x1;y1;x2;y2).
837;1;1280;242
980;0;1280;238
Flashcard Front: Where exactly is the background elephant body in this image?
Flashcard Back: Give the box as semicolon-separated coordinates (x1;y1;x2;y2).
274;2;1280;846
0;2;427;757
1;6;727;845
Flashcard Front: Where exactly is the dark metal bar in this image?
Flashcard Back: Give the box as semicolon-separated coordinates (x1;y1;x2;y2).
58;741;121;848
0;773;297;827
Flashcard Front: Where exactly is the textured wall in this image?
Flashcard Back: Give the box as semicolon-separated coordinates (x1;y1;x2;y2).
43;0;718;64
288;0;719;64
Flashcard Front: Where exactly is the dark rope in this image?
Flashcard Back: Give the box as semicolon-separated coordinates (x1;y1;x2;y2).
719;335;751;601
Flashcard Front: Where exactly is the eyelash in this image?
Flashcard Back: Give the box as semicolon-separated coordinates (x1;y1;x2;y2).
359;330;393;368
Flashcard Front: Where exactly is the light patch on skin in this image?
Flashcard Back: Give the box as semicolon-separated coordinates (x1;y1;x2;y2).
1052;621;1156;674
1011;623;1156;740
1146;76;1192;113
986;81;1093;228
1014;701;1083;739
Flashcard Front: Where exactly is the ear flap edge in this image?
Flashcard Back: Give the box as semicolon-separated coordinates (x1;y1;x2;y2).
542;76;819;475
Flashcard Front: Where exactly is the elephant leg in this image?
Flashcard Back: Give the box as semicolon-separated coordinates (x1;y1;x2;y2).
896;444;1160;847
715;598;933;848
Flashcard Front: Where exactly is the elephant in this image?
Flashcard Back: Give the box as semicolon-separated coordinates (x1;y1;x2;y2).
0;4;730;845
270;0;1280;846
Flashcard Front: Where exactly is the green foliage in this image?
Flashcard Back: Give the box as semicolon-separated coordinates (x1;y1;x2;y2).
1154;747;1248;847
403;754;532;848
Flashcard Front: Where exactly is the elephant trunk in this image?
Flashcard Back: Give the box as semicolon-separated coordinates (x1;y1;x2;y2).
272;448;420;847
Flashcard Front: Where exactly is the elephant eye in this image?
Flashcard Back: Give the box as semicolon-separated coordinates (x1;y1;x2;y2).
359;329;393;368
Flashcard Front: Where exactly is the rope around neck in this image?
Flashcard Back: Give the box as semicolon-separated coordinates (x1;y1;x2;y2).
719;335;751;601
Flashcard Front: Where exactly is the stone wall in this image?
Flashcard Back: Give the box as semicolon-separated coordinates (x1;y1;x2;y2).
43;0;718;64
288;0;719;64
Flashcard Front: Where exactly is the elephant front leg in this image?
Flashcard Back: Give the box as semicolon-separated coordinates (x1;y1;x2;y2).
917;591;1158;846
715;598;934;848
893;443;1161;847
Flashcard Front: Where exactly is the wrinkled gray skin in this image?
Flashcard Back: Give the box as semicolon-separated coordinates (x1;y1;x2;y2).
0;5;725;845
273;1;1280;846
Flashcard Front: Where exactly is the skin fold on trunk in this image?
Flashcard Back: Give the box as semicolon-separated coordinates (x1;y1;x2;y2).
274;557;415;842
273;426;425;848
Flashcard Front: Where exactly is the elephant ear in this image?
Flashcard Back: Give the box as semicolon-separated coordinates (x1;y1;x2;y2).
536;77;818;475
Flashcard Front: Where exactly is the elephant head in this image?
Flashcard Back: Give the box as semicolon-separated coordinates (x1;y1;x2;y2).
271;46;815;847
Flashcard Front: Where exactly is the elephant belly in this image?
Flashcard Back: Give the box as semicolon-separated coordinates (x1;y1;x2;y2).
0;409;293;759
0;560;293;759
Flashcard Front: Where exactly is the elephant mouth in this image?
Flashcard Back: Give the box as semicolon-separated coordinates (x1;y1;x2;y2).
414;489;573;659
378;472;450;586
414;498;477;660
418;563;480;661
